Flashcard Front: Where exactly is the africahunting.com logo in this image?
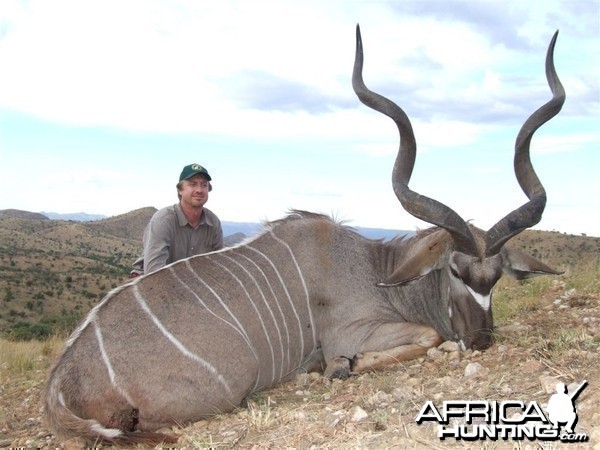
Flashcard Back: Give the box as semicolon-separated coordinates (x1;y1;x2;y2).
416;380;588;443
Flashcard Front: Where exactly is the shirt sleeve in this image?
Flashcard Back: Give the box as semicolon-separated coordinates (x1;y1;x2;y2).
213;218;224;251
143;210;173;274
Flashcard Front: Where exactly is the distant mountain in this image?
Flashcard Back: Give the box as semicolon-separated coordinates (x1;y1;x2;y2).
222;221;264;239
42;212;108;221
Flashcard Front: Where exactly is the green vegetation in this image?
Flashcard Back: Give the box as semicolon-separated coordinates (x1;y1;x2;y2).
4;313;81;341
0;212;147;340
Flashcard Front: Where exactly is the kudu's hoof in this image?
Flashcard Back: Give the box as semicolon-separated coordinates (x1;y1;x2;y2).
323;356;352;379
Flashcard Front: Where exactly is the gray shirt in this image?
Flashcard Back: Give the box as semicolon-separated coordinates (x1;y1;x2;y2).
142;203;223;274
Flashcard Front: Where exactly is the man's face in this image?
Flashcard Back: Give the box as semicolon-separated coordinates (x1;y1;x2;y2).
179;174;210;208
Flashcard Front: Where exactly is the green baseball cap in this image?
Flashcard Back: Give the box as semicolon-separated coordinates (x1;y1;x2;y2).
179;163;212;182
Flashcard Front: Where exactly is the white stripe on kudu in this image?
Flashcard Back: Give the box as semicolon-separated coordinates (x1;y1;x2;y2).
244;244;306;366
182;259;262;391
93;319;135;406
132;285;232;395
169;265;259;360
220;253;287;381
210;258;277;385
235;251;293;376
268;231;317;348
182;260;257;356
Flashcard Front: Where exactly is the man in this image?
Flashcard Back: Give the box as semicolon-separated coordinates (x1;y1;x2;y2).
130;163;223;276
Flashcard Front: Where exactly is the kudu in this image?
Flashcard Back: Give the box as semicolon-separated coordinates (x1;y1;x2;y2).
43;25;565;444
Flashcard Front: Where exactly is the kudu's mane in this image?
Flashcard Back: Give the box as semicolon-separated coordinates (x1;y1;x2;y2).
265;209;391;244
266;209;342;227
268;210;460;245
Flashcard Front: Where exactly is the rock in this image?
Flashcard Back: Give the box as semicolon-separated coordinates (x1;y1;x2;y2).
308;371;322;381
464;362;489;378
439;376;454;388
564;288;577;299
426;347;444;360
500;385;513;395
392;386;417;401
448;351;461;362
406;377;420;386
292;411;307;421
521;359;543;373
496;344;509;354
62;437;87;450
539;375;560;394
326;411;342;428
438;340;460;352
295;373;311;387
349;406;369;422
367;391;393;407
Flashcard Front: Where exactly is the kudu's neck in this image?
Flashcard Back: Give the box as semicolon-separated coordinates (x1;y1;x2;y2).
378;239;455;341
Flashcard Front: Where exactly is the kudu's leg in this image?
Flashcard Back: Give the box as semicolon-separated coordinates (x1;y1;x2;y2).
324;322;442;378
352;322;442;372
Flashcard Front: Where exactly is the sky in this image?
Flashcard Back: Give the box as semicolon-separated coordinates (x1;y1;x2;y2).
0;0;598;237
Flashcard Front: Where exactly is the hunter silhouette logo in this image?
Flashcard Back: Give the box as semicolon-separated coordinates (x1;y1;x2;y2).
547;380;587;434
416;380;589;443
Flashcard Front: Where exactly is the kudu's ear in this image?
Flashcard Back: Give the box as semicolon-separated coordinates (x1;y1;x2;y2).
378;231;449;287
501;246;563;280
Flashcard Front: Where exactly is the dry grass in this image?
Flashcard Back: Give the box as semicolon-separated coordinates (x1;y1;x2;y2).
1;336;62;377
0;336;63;447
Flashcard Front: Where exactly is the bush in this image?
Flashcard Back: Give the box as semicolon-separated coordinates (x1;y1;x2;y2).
3;288;15;302
5;321;53;341
2;312;81;341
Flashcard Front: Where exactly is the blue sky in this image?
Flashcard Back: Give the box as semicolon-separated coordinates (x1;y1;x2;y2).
0;0;598;236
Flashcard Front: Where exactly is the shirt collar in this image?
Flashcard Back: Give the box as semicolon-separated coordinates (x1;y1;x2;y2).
174;203;214;227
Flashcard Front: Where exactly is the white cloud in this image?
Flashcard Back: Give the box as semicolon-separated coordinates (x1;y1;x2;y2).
1;0;598;236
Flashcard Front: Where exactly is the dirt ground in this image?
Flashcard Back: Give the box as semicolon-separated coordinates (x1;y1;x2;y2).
2;278;598;449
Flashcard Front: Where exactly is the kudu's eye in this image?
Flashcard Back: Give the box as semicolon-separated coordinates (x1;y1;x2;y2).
450;266;461;280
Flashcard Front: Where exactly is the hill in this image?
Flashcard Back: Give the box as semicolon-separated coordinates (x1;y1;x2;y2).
41;211;107;221
0;209;48;220
0;209;151;339
85;206;156;239
0;208;598;339
511;229;600;270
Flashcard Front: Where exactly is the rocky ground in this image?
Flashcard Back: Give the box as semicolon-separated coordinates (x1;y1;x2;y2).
2;279;599;449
